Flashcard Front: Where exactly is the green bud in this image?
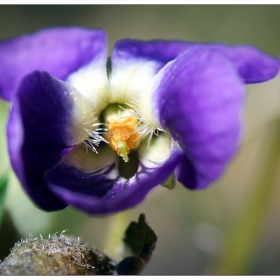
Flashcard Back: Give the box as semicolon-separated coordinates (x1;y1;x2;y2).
160;172;176;190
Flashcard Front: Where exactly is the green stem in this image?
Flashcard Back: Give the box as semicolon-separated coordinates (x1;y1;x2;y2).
215;119;280;275
102;210;132;260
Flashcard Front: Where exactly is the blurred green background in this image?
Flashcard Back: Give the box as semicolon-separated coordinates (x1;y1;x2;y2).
0;5;280;275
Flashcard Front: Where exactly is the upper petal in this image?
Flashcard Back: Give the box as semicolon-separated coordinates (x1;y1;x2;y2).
45;134;182;215
109;40;163;104
209;44;280;84
150;45;246;190
7;71;95;211
113;39;279;84
0;27;107;102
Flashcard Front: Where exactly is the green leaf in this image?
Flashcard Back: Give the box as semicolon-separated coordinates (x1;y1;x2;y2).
117;214;158;275
0;171;9;226
160;172;176;190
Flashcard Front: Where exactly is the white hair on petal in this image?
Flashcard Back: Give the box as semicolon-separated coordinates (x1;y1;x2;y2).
125;98;165;149
79;107;109;153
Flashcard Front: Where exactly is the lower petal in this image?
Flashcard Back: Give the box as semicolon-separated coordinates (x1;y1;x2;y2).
45;134;182;215
45;145;119;198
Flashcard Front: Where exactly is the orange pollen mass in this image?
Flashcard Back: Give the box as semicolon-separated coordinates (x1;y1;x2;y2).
107;116;140;156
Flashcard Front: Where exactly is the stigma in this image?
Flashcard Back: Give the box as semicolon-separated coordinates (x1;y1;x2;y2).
103;104;140;162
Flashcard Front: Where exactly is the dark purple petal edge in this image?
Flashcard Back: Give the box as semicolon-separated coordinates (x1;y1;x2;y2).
0;27;107;102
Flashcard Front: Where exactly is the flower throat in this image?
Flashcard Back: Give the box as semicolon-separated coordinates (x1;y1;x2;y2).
102;104;140;162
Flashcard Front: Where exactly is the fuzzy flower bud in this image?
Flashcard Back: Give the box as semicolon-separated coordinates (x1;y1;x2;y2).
0;214;157;275
0;232;116;275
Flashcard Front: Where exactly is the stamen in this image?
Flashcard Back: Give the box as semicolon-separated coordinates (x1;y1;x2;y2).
102;101;166;159
103;104;140;162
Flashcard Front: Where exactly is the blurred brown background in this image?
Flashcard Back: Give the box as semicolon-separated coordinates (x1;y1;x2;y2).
0;5;280;275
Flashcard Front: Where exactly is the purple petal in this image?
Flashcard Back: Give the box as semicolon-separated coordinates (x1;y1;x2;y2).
210;44;280;84
112;39;188;69
45;145;119;197
0;27;107;102
110;41;163;104
45;136;182;215
113;39;279;84
7;71;92;211
153;45;246;190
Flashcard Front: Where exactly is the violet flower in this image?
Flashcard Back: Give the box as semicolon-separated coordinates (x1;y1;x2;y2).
0;27;279;214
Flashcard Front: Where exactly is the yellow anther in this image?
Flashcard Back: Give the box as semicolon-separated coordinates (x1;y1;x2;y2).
103;104;140;162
